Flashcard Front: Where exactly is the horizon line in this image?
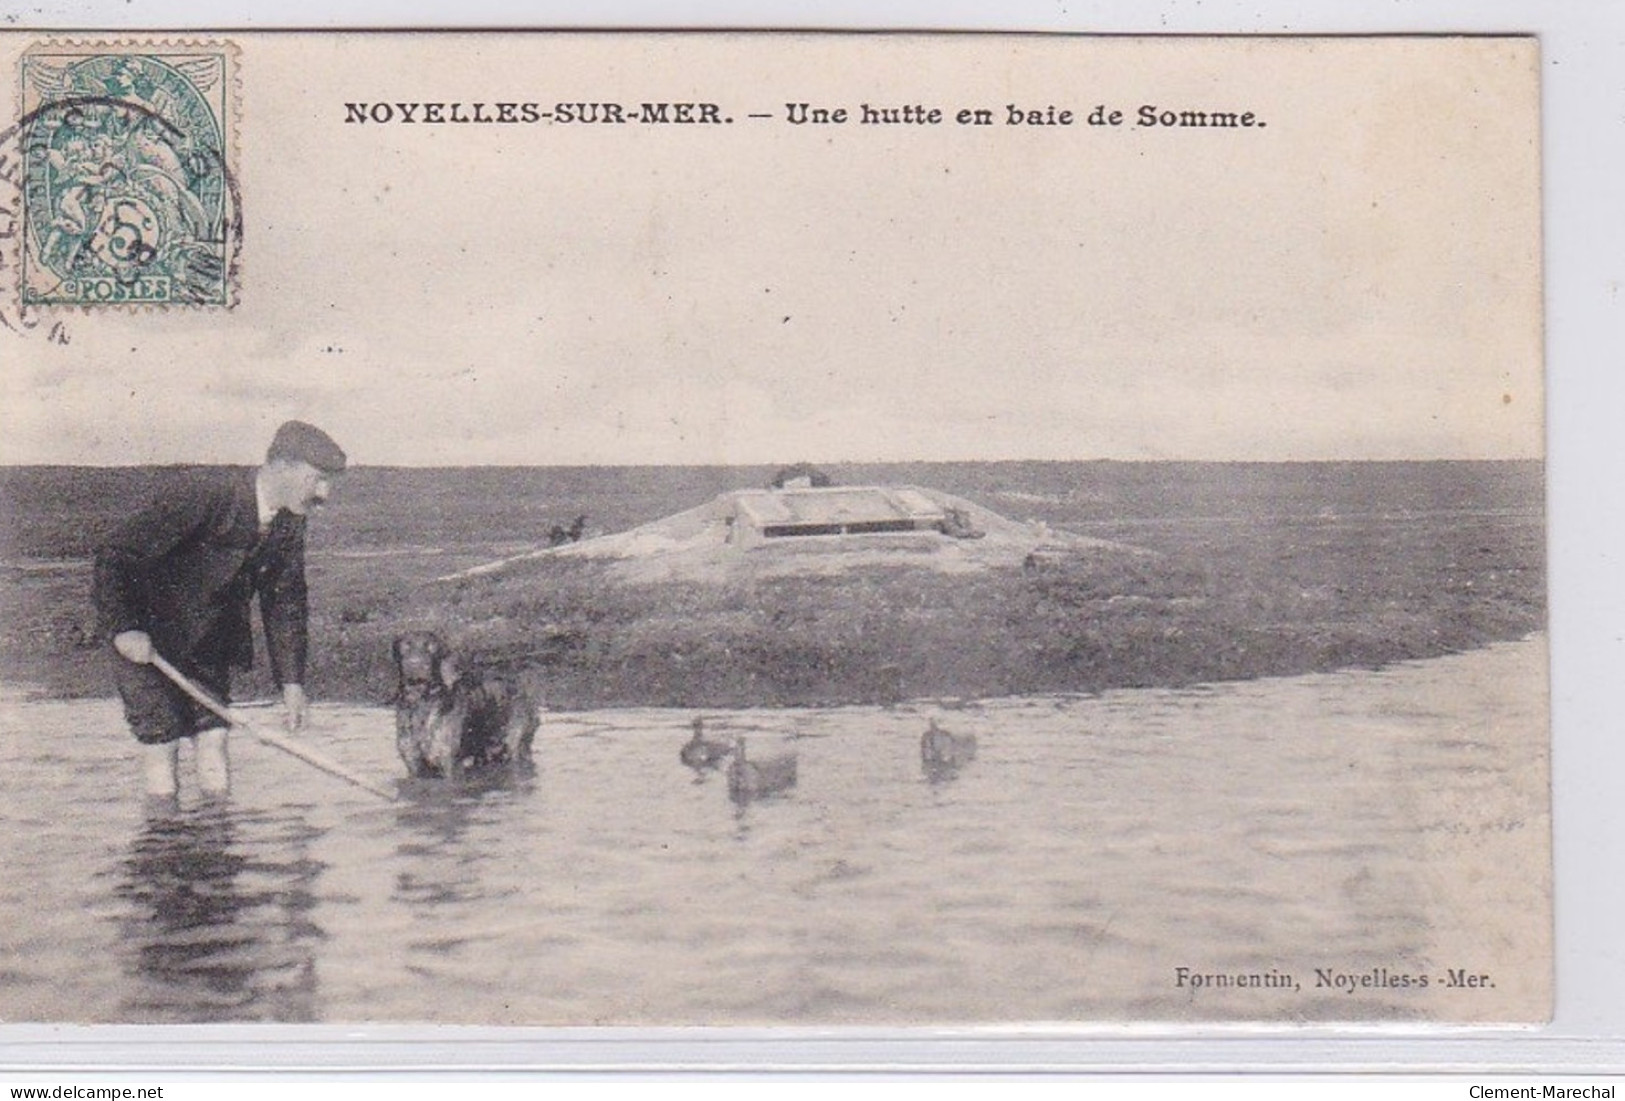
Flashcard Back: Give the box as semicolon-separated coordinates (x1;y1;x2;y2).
0;456;1545;470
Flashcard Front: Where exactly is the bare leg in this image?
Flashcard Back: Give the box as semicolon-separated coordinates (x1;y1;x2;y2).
196;727;231;797
142;741;180;798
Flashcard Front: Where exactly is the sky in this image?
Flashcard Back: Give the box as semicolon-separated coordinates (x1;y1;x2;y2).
0;33;1543;466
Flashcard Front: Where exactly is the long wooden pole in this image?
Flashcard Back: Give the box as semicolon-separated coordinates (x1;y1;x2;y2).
151;653;397;802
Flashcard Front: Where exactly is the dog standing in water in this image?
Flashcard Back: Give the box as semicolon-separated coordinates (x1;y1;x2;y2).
393;631;539;778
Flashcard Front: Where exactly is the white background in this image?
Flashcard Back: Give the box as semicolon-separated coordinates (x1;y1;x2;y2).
0;0;1620;1079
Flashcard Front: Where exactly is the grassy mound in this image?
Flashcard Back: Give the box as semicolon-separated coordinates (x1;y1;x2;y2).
295;506;1540;709
0;462;1545;709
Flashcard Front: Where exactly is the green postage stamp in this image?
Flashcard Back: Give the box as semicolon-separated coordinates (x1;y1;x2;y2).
18;43;236;306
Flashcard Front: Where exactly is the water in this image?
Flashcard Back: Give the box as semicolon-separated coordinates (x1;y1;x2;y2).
0;638;1549;1025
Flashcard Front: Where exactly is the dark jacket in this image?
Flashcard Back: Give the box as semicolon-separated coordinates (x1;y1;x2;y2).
93;466;308;685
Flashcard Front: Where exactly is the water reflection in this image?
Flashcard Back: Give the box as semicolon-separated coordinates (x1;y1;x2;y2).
726;736;799;823
392;774;531;907
2;638;1546;1024
388;776;535;974
115;801;326;1022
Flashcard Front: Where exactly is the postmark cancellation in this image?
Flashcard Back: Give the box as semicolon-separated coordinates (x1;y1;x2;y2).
17;42;238;307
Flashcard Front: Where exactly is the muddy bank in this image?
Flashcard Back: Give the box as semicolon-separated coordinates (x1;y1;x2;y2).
0;528;1541;712
0;464;1545;710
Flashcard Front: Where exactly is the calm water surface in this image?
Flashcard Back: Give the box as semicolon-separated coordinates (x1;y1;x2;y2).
0;638;1548;1025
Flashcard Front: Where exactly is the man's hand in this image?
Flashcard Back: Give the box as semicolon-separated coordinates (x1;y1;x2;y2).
282;683;308;731
113;630;154;664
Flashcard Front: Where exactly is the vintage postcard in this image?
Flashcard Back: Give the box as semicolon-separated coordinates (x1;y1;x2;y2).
0;33;1547;1026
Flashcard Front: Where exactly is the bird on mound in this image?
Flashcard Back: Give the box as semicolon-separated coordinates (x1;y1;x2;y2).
921;718;977;774
680;716;733;771
727;736;798;805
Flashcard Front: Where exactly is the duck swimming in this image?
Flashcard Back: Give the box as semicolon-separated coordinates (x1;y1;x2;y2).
921;718;977;775
727;735;798;805
680;717;734;771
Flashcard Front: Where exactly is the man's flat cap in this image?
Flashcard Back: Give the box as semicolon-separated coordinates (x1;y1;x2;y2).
267;420;347;473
